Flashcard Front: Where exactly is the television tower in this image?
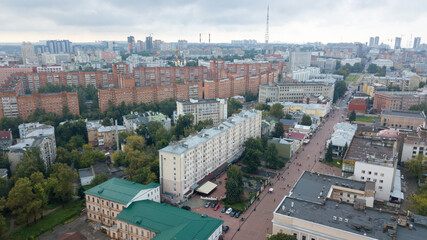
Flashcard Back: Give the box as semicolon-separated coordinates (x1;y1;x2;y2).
265;5;269;48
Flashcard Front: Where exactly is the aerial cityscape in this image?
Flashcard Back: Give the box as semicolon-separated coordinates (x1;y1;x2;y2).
0;1;427;240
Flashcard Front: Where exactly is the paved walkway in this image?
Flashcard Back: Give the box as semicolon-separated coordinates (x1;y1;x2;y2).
228;105;347;240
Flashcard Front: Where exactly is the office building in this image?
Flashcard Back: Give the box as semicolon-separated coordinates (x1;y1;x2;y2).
395;37;402;49
381;110;426;130
145;36;153;52
85;178;160;228
175;98;227;125
9;123;56;171
374;36;380;46
127;36;135;54
123;111;171;132
272;172;426;240
369;37;375;47
21;42;37;65
289;51;311;71
159;109;262;202
413;37;421;49
258;82;334;103
290;67;320;81
46;40;71;53
373;89;427;112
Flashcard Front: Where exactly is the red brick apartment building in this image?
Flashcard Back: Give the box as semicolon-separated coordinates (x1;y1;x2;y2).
348;98;367;115
0;78;79;119
373;90;427;112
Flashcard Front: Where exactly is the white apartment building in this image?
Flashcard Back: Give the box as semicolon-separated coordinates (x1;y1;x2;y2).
290;67;320;81
352;161;397;201
258;82;334;103
159;109;262;202
175;98;227;125
289;51;311;71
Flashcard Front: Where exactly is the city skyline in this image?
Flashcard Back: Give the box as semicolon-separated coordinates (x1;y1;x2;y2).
1;0;426;46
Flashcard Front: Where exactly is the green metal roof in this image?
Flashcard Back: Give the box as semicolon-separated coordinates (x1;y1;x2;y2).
116;200;223;240
84;178;159;205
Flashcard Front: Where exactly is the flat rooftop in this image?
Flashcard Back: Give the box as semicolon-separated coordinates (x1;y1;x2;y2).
290;172;366;204
345;136;395;163
275;196;427;240
382;110;426;119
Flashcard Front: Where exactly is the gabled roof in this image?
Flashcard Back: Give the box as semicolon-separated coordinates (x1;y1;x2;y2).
0;131;11;140
84;178;159;205
116;200;223;240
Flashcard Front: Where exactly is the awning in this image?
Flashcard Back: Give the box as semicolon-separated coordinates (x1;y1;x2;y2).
196;181;217;195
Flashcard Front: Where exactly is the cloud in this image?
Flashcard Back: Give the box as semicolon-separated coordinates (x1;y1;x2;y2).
0;0;426;45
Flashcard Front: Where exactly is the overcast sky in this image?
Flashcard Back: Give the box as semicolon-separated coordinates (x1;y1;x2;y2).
1;0;426;46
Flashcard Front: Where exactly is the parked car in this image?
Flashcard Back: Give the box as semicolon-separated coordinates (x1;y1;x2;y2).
223;226;229;233
214;204;220;211
225;208;233;214
230;211;236;217
234;211;241;218
212;203;217;208
221;206;227;213
181;206;191;211
401;175;404;180
204;202;211;208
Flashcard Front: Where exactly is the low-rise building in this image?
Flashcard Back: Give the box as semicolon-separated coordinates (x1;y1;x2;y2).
348;98;367;115
381;110;426;130
84;178;160;228
272;172;426;240
175;98;227;125
269;102;330;119
86;121;126;148
399;123;427;162
0;130;12;151
269;138;301;159
327;122;357;156
123;111;171;132
373;89;427;112
110;200;223;240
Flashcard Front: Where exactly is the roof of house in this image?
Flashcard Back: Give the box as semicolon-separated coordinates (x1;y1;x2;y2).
382;110;426;119
0;131;11;140
279;119;298;126
116;200;223;240
284;132;306;140
84;178;159;205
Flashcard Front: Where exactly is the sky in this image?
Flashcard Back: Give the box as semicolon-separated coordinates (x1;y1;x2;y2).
1;0;426;46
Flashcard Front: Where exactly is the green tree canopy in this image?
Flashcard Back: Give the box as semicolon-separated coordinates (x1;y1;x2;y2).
333;80;347;103
225;165;243;204
7;177;36;224
269;232;297;240
325;142;333;162
272;122;284;138
407;154;426;179
47;163;78;204
243;149;262;173
174;113;194;138
90;173;108;187
228;99;243;117
264;143;284;169
14;148;46;179
270;103;285;119
301;114;312;126
349;110;356;123
285;113;292;119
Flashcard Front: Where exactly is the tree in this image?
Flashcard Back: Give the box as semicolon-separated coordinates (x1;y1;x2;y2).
48;163;78;204
30;172;48;219
409;102;427;115
285;113;292;119
67;135;86;150
269;233;297;240
407;154;425;179
301;114;312;126
228;99;243;117
244;138;263;152
0;178;8;198
90;173;108;186
264;143;284;169
128;167;157;185
77;144;105;168
244;91;258;102
174;113;194;138
367;63;379;74
325;143;333;162
0;197;6;235
125;135;146;151
243;149;261;173
102;117;112;126
225;165;243;204
409;184;427;216
270;103;285;119
7;177;36;224
195;119;214;132
14;148;46;178
349;110;356;123
272;122;284;138
333;80;347;103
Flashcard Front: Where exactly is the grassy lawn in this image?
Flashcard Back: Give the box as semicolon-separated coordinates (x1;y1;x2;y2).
225;198;251;213
323;159;342;168
8;199;84;240
355;116;381;123
346;75;359;82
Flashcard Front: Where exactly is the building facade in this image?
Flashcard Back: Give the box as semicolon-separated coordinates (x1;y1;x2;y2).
175;98;227;125
373;90;427;112
159;109;262;202
381;110;426;130
258;82;334;104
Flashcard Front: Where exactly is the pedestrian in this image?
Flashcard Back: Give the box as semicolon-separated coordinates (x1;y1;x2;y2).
274;198;276;202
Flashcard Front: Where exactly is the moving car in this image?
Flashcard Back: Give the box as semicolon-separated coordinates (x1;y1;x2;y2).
221;206;227;213
225;208;233;214
204;202;211;208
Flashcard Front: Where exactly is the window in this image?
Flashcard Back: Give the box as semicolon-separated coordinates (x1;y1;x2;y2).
374;172;378;176
302;236;306;240
361;177;365;180
368;171;372;175
380;180;383;183
379;186;383;190
380;173;384;177
293;233;297;238
362;170;365;174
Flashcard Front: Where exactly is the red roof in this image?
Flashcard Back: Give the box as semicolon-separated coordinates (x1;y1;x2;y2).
349;98;367;106
0;131;11;140
285;132;306;140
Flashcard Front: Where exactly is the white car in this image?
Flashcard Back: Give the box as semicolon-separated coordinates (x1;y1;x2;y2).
401;175;404;180
225;208;233;215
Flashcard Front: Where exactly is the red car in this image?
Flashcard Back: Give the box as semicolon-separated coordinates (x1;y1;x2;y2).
214;204;220;211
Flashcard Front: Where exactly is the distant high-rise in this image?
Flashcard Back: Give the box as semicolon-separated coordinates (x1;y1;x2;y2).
46;40;71;54
21;42;37;65
127;36;135;54
369;37;375;47
395;37;402;49
146;36;153;52
374;36;380;46
289;51;311;71
413;37;421;49
178;40;188;50
265;5;269;48
137;40;144;52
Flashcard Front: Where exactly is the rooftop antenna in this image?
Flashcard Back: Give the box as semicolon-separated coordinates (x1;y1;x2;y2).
265;5;269;49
